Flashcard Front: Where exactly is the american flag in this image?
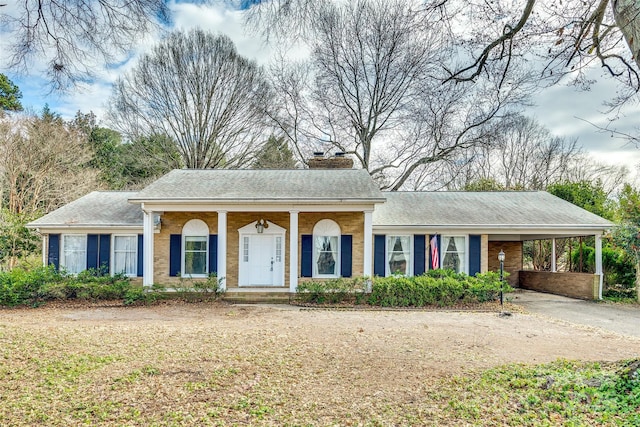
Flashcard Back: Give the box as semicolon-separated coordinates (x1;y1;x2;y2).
430;235;439;270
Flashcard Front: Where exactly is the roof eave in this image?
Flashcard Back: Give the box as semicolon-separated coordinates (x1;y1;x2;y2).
129;197;387;204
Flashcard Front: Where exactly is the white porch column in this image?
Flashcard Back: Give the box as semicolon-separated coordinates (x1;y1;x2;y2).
595;233;603;300
42;234;47;266
217;211;227;291
551;238;557;272
364;210;373;278
289;210;299;293
143;210;155;287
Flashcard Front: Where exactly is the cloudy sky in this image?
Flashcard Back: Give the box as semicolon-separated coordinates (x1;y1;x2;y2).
3;1;640;175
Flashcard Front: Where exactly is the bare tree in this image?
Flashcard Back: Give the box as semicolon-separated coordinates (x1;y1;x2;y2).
248;1;640;103
1;0;167;91
266;0;530;189
0;112;99;215
108;29;272;169
442;1;640;108
441;114;630;192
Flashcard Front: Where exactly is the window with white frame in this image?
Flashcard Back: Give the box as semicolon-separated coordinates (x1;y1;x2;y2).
113;235;137;276
182;219;209;277
313;219;340;277
386;235;411;276
62;234;87;274
441;235;466;273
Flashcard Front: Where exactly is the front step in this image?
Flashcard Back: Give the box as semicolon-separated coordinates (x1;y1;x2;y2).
223;290;292;304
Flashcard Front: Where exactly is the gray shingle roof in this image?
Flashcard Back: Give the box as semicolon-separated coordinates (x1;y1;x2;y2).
129;169;385;202
373;191;612;228
27;191;142;228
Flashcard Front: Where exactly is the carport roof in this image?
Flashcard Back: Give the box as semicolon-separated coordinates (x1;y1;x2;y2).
373;191;612;229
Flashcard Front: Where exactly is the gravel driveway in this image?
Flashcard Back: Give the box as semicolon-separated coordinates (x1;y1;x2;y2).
511;289;640;338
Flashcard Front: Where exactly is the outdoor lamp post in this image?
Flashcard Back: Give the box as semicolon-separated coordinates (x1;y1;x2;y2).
498;249;505;307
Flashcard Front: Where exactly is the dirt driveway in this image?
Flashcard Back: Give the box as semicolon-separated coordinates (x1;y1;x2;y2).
511;289;640;338
1;302;639;425
3;301;638;369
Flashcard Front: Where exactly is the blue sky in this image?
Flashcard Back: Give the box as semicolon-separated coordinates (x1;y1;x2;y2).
3;1;640;175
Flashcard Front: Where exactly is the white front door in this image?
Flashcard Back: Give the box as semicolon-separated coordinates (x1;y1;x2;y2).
238;225;285;287
248;235;275;285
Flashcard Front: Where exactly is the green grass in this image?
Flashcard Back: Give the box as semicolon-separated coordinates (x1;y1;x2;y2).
437;359;640;426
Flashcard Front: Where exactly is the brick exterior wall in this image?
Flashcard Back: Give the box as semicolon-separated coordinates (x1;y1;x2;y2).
488;241;522;287
153;210;364;287
519;271;599;300
298;212;365;280
481;234;489;273
154;212;218;285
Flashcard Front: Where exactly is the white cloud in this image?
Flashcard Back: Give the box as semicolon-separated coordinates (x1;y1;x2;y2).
3;0;639;174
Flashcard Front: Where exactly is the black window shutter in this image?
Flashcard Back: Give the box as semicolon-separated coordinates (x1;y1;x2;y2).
169;234;181;277
469;235;481;276
48;234;60;270
374;234;386;277
340;235;352;278
86;234;99;270
301;234;313;277
209;234;218;275
99;234;111;274
137;234;144;277
414;235;426;276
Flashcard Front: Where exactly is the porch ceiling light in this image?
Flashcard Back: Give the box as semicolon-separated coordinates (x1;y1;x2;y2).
256;219;268;234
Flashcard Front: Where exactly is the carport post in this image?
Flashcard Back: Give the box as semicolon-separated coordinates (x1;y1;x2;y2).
551;238;557;272
595;234;603;300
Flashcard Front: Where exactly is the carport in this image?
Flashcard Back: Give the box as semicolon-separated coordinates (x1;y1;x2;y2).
488;231;607;300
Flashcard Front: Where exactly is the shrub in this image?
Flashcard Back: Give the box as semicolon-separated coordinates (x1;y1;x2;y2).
367;270;510;307
296;277;367;304
0;266;144;307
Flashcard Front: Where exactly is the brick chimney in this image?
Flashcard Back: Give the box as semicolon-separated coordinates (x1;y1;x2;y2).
308;152;354;169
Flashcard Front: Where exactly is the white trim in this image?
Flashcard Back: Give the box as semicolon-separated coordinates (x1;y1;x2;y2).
111;234;138;277
595;234;603;300
42;235;47;267
31;226;143;234
363;211;373;279
135;202;379;213
181;219;210;279
289;211;299;293
143;211;155;286
312;219;341;278
217;211;227;291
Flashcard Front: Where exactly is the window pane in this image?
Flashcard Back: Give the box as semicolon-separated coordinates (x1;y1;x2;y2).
185;251;207;275
184;236;207;275
387;235;410;275
114;236;137;276
442;236;465;273
185;237;207;251
63;235;86;274
315;236;338;275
